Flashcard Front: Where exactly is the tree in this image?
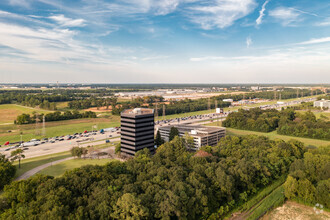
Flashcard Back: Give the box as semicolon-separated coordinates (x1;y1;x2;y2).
71;147;83;158
169;127;179;141
112;193;149;219
155;130;164;147
183;132;194;150
115;143;121;155
0;154;16;189
10;149;25;168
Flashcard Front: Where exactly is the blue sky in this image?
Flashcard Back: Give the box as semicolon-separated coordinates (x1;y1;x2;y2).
0;0;330;83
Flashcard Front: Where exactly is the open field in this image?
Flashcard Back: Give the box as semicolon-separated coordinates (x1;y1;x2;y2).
13;151;71;178
262;201;330;220
13;141;117;178
38;158;113;177
0;116;120;144
226;128;330;147
0;104;53;124
296;110;330;120
55;101;69;110
247;185;285;220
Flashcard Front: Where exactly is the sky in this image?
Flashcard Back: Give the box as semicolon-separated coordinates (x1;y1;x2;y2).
0;0;330;84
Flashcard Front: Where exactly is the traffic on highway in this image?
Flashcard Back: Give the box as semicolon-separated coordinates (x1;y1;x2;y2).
0;96;316;159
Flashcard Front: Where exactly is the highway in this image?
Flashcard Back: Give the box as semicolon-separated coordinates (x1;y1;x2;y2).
0;96;316;159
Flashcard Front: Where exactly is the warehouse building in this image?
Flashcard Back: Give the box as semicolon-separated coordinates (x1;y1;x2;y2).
158;124;226;150
314;99;330;109
120;108;155;156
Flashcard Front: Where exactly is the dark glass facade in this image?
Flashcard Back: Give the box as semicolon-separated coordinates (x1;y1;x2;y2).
120;109;155;156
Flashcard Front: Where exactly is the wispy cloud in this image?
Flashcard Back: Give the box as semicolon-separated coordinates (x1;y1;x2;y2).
269;7;300;26
246;36;252;48
256;0;269;26
186;0;258;29
315;18;330;26
298;37;330;45
49;14;86;27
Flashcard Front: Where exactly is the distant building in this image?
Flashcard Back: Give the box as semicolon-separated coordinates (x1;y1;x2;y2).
120;108;155;156
314;100;330;109
158;124;226;150
223;99;234;102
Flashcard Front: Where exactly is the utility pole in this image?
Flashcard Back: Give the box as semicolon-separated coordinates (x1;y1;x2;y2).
42;115;46;137
274;91;277;100
215;100;217;109
155;100;158;122
297;89;299;98
35;113;40;136
162;105;165;120
208;98;211;112
279;93;281;100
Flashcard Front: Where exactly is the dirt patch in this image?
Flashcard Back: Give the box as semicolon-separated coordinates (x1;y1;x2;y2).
262;201;330;220
85;106;113;112
0;108;21;122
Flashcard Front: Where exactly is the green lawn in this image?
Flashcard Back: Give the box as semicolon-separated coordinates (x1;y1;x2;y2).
0;104;53;124
13;151;71;178
226;128;330;147
13;141;117;178
0;117;120;144
38;158;113;177
247;185;285;220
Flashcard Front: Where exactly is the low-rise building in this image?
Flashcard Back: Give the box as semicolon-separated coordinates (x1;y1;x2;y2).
158;124;226;150
314;100;330;109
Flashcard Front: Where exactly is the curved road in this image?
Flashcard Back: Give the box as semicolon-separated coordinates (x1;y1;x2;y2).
16;157;74;180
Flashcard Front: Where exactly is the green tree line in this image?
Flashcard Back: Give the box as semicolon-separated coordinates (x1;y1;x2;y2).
284;146;329;208
223;108;330;140
15;110;97;124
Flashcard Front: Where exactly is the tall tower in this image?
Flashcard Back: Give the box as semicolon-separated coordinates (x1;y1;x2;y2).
42;115;46;137
163;105;166;120
120;108;155;156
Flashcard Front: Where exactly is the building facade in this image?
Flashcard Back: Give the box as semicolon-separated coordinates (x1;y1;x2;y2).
120;108;155;156
314;100;330;109
158;124;226;150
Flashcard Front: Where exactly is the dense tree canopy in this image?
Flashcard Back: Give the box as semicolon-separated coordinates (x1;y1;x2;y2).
0;154;16;190
223;108;330;140
284;146;330;208
15;110;97;124
0;135;305;219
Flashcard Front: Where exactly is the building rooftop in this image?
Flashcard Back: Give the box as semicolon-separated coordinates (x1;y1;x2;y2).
121;108;154;115
159;124;225;137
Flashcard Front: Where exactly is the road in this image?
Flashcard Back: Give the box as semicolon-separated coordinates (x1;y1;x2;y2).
16;145;118;180
1;97;316;160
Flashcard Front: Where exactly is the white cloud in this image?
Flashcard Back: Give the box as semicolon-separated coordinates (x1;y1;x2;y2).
49;14;86;27
256;0;269;26
246;36;252;48
316;18;330;26
188;0;257;29
298;37;330;45
8;0;30;8
269;7;300;26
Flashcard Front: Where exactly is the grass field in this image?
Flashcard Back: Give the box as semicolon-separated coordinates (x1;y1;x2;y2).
242;176;287;212
38;158;113;177
0;104;53;124
225;128;330;147
55;101;69;111
247;185;285;220
13;141;117;178
0;116;120;144
296;110;330;120
13;151;71;178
